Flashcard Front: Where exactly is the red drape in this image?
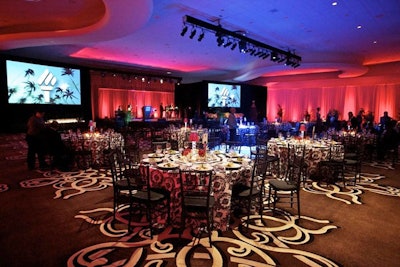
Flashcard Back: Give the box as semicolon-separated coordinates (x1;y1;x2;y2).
98;88;174;118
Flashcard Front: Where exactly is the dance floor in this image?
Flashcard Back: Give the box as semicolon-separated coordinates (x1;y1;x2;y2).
1;133;399;266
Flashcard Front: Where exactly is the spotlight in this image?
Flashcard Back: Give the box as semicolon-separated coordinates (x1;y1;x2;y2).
180;25;188;36
189;28;196;39
215;32;226;46
262;53;270;59
217;36;224;46
197;31;204;41
239;40;247;53
277;57;285;63
271;51;279;62
254;50;263;57
223;40;233;48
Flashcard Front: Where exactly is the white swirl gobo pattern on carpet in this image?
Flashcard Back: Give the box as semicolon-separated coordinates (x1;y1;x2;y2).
16;168;400;266
69;206;339;267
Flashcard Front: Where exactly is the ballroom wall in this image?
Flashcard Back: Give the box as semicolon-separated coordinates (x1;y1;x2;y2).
252;62;400;123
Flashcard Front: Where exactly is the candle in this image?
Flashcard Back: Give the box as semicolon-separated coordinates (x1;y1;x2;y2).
203;133;208;144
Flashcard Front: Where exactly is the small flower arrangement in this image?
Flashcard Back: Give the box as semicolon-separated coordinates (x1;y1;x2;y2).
182;148;191;156
198;149;206;157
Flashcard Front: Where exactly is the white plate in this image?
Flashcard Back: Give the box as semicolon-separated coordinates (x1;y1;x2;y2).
224;162;241;170
193;164;213;171
147;153;164;158
142;158;163;163
157;162;179;169
227;153;243;158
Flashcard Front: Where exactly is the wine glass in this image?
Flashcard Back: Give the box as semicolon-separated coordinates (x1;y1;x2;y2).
183;141;189;149
165;142;172;151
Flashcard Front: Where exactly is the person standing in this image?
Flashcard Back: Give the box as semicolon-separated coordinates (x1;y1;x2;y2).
380;111;392;130
249;100;258;123
159;103;164;118
227;107;237;141
26;110;47;170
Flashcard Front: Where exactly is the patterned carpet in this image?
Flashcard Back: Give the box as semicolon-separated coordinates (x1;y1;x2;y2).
11;167;398;266
1;133;399;266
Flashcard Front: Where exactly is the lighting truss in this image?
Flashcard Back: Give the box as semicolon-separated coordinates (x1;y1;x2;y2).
180;15;301;68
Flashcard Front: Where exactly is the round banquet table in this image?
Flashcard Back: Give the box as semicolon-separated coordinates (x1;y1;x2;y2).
267;138;344;178
142;149;252;231
168;128;208;149
62;131;124;166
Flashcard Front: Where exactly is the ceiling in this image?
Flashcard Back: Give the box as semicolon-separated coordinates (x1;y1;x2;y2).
1;0;400;84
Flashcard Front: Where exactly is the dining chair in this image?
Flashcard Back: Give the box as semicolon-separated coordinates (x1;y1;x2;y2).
268;145;304;222
179;168;215;247
108;151;141;221
328;143;346;187
231;154;269;229
126;164;171;237
287;143;307;186
124;142;140;164
73;137;93;170
250;136;268;159
343;137;363;185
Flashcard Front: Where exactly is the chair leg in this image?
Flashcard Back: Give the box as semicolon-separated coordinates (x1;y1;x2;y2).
259;192;264;221
167;199;171;224
207;211;213;247
146;205;153;238
179;212;185;240
268;187;272;210
246;198;252;229
297;191;301;222
272;190;277;215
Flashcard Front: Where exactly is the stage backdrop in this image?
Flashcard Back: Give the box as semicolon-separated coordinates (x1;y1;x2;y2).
90;70;175;120
97;88;174;119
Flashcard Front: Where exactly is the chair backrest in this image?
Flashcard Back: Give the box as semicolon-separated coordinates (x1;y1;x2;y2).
111;151;143;189
124;143;140;164
343;135;361;153
249;155;268;195
179;169;213;207
108;152;119;186
329;144;345;161
286;143;304;186
255;137;268;152
137;164;151;194
287;143;305;167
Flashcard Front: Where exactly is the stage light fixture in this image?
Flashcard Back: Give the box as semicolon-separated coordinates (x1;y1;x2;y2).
181;15;301;68
223;40;233;48
189;28;196;39
180;25;188;36
239;40;247;53
271;51;279;62
216;35;224;46
262;53;270;59
197;31;205;41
